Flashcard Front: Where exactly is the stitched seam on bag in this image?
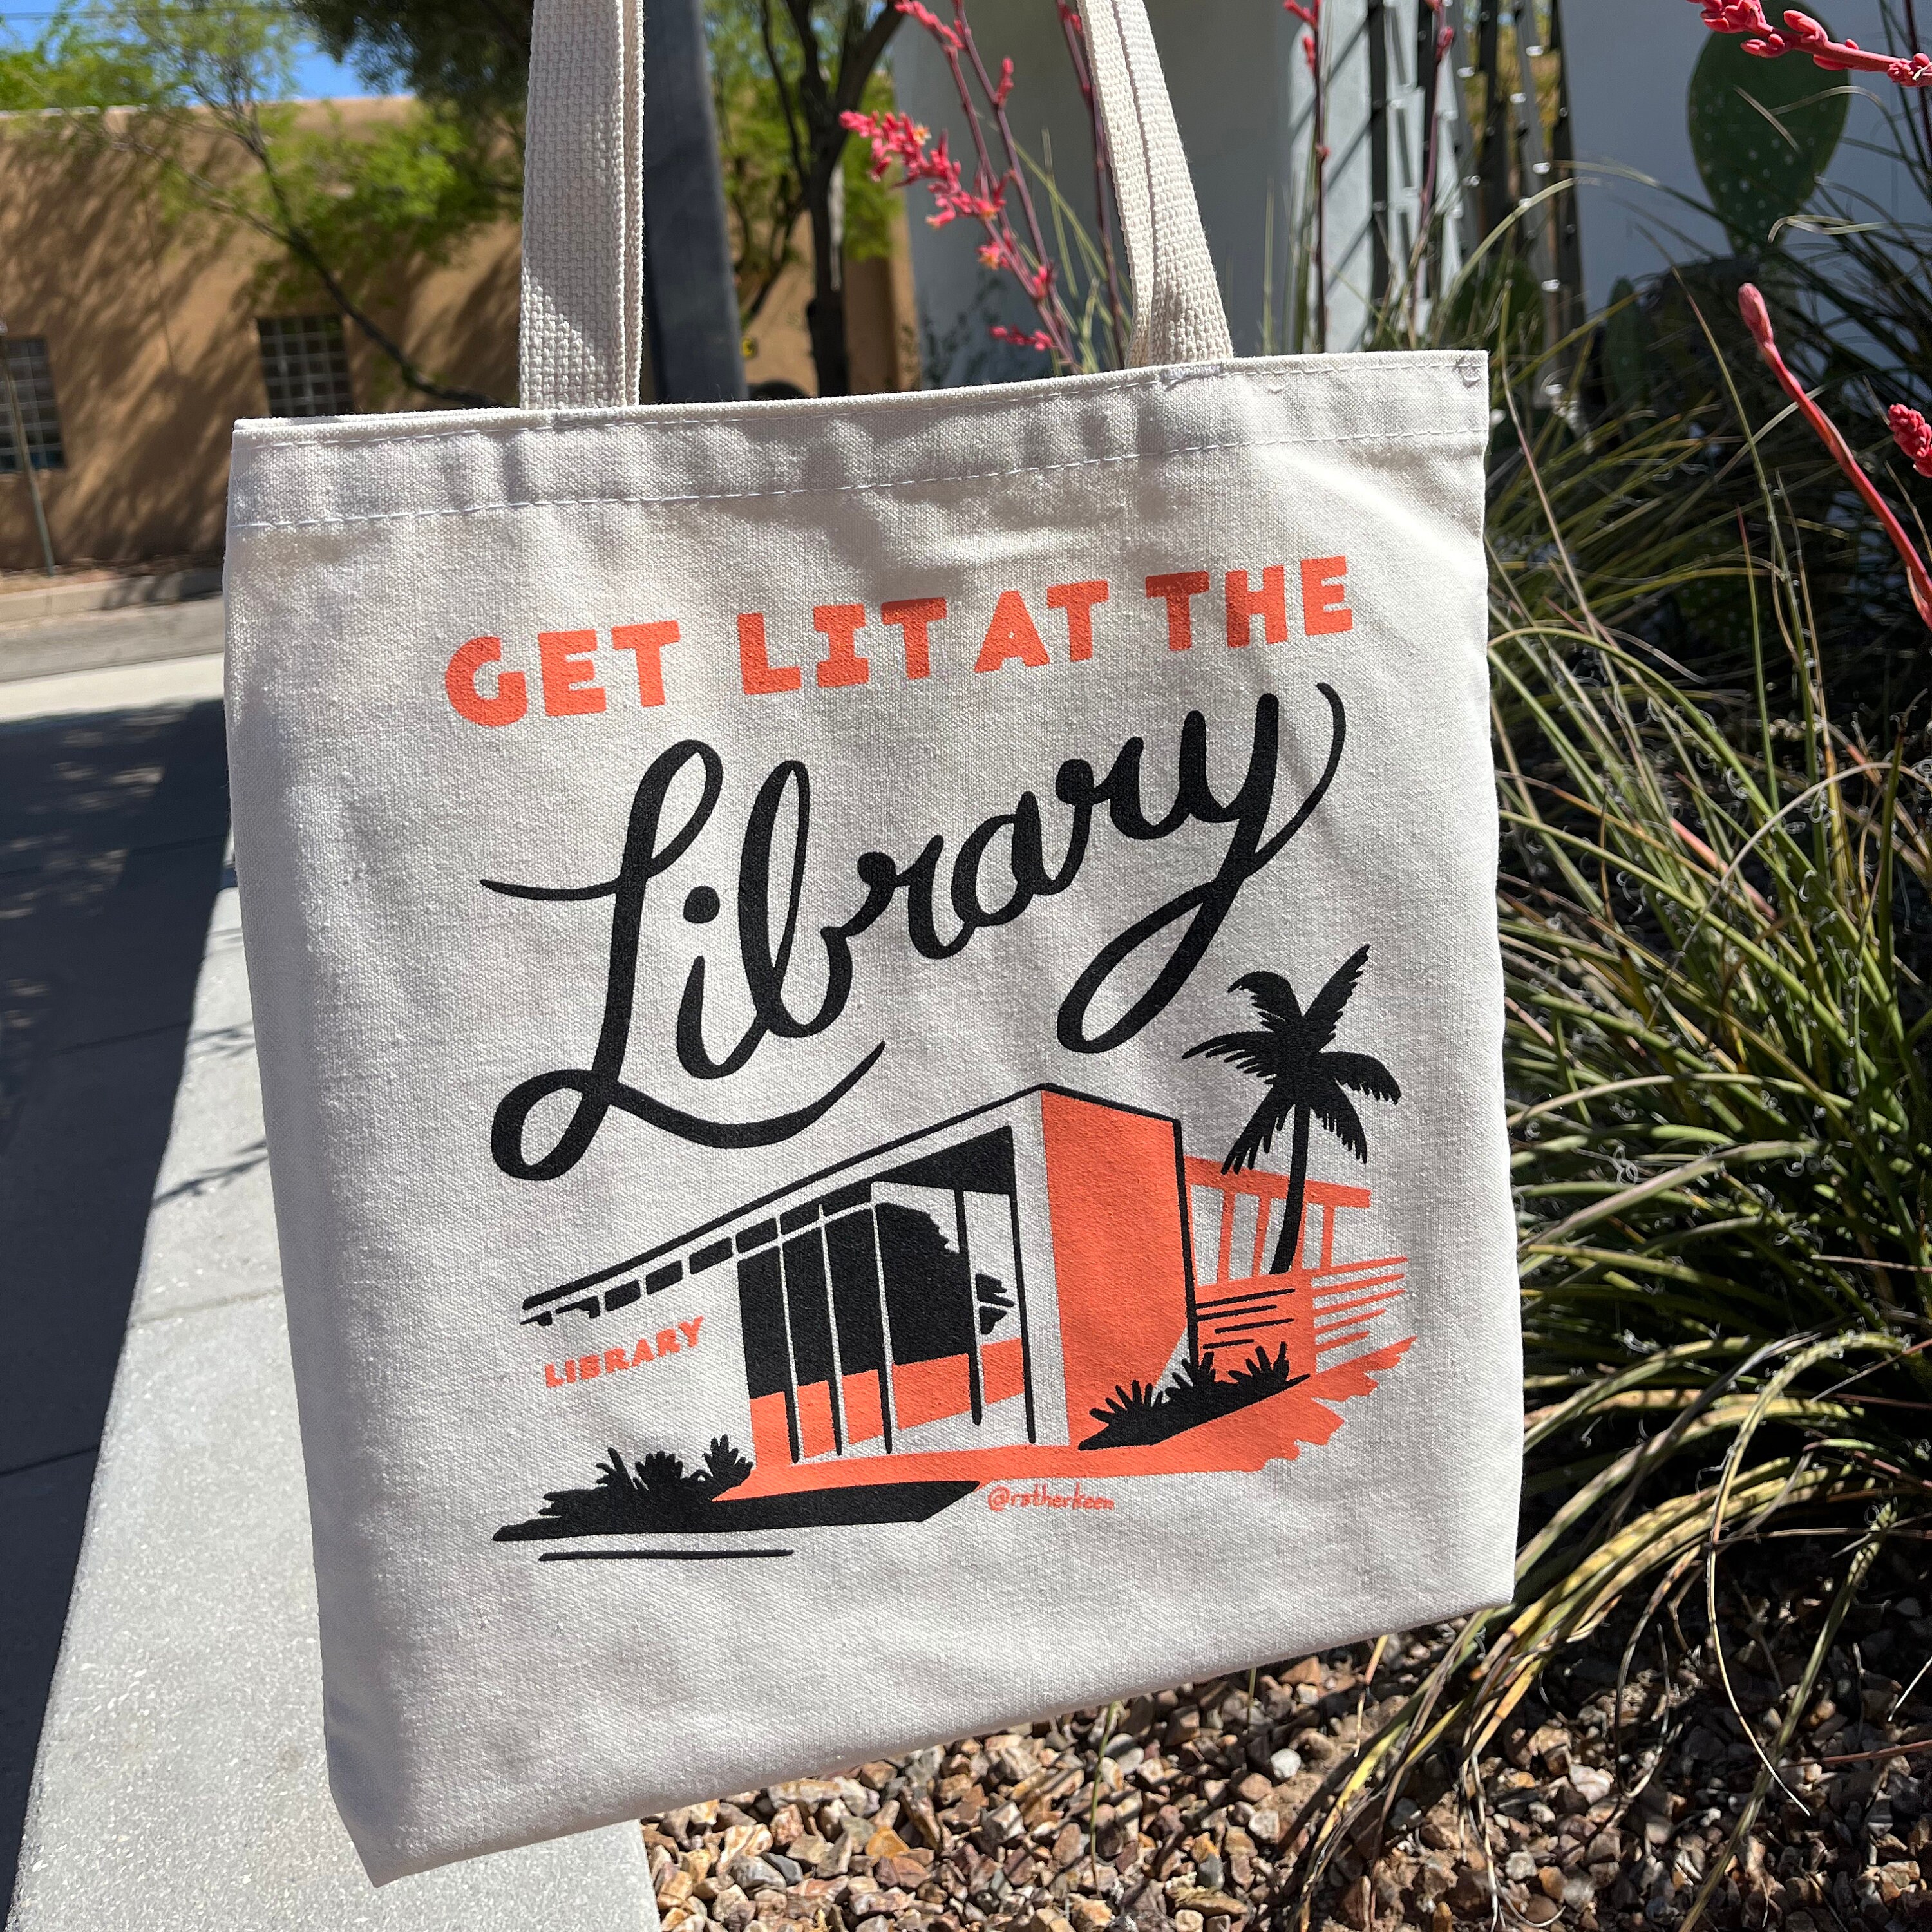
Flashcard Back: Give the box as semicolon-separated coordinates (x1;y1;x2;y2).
229;428;1478;533
229;356;1483;460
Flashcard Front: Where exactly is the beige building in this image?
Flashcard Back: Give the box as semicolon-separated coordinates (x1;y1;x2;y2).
0;99;913;577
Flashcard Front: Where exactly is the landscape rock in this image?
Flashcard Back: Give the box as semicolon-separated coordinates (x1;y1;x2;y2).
644;1592;1932;1932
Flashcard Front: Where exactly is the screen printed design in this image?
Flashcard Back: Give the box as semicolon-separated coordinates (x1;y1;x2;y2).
460;605;1425;1558
498;1076;1410;1551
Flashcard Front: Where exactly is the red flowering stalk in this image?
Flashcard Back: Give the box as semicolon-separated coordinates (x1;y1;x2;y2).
1890;404;1932;478
1689;1;1932;86
1906;1;1932;167
1738;284;1932;626
1285;0;1330;348
847;0;1082;366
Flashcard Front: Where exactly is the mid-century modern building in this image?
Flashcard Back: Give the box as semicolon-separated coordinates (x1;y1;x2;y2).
507;1084;1409;1530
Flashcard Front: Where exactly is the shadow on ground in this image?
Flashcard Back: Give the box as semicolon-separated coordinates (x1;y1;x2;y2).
0;697;228;1906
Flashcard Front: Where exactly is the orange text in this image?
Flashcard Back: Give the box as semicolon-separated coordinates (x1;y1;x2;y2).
544;1316;703;1390
444;560;1353;727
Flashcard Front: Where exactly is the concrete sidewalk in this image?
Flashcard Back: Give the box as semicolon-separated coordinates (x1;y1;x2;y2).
0;591;225;688
0;693;232;1903
3;667;655;1927
0;650;225;722
0;564;222;631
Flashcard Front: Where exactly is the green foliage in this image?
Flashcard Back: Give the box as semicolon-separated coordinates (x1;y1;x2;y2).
1276;221;1932;1928
250;107;507;302
5;0;507;405
1291;564;1932;1929
292;0;898;337
1598;277;1649;415
1495;627;1932;1384
707;0;895;328
292;0;529;149
1688;22;1848;247
0;3;176;111
708;0;900;352
707;0;802;323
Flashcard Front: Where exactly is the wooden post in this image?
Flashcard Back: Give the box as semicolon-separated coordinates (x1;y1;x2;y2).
1547;0;1586;341
1512;7;1560;367
1475;1;1513;241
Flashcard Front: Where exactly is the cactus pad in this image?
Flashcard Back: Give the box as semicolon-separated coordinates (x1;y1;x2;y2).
1688;22;1848;247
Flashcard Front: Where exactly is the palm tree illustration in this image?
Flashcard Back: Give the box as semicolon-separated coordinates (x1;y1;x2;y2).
1185;945;1401;1275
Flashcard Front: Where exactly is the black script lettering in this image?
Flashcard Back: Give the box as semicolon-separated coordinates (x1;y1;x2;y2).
676;761;874;1075
1056;684;1347;1052
481;687;1345;1177
482;739;884;1180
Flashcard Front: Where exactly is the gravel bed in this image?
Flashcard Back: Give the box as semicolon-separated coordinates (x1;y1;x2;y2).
645;1586;1930;1932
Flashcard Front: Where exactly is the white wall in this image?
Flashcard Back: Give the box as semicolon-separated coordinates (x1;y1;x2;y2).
888;0;1302;380
887;0;1929;369
1562;0;1922;308
889;0;1464;373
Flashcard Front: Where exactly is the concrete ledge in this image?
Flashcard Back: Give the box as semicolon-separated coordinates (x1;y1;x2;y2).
6;864;658;1929
0;590;226;689
0;567;223;630
0;652;227;721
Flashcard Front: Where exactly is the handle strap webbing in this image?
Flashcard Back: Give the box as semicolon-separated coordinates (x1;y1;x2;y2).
516;0;1231;407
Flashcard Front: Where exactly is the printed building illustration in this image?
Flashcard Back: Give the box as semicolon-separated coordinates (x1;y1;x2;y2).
506;1087;1410;1539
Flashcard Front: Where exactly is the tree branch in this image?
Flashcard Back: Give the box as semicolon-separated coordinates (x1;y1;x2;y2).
96;102;500;409
757;0;811;198
250;135;500;407
835;3;904;117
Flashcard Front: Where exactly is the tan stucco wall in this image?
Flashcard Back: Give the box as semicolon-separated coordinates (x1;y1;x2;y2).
1;100;916;576
0;99;522;574
743;200;920;397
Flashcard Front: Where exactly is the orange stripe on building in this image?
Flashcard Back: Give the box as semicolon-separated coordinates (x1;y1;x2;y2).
893;1354;971;1429
842;1371;886;1446
795;1379;837;1459
981;1336;1025;1406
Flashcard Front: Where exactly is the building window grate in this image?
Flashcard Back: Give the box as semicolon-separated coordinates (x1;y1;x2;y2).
0;337;66;474
256;314;355;419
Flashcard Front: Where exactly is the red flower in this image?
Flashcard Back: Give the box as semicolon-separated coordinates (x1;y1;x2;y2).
895;0;960;53
1739;285;1932;627
1889;404;1932;478
1689;0;1932;83
860;0;1079;369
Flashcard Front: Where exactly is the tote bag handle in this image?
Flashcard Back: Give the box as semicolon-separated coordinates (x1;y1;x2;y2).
518;0;1233;409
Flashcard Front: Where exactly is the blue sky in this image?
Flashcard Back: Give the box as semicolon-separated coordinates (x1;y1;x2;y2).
1;3;370;100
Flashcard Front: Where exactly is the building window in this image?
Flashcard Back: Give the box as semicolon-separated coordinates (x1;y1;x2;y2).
256;315;354;418
0;337;65;473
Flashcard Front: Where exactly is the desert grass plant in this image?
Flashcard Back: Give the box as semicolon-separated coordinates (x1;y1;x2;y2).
1263;327;1932;1932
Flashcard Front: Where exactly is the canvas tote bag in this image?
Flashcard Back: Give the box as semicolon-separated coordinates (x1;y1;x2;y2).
223;0;1521;1884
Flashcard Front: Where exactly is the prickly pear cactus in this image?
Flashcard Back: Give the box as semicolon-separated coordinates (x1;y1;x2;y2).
1688;21;1848;247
